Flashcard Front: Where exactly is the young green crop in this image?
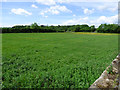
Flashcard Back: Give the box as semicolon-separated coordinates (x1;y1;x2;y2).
2;33;118;88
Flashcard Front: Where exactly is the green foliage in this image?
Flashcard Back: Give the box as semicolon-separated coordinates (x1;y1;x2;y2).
2;33;118;88
2;23;119;33
90;25;96;32
30;22;39;29
107;65;115;75
97;24;119;33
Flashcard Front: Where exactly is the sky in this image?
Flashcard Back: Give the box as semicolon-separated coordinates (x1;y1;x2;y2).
0;0;119;27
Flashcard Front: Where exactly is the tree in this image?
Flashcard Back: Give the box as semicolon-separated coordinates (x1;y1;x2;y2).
90;25;96;32
30;22;39;29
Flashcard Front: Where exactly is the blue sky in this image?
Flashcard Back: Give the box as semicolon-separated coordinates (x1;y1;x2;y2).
1;0;118;27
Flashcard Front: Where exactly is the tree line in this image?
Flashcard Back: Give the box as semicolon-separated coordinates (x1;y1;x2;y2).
1;23;120;33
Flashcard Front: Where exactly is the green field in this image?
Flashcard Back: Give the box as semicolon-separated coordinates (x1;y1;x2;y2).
2;33;118;88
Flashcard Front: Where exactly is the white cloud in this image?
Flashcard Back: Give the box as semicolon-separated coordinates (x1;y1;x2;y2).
73;14;76;17
35;0;56;5
49;5;72;13
35;0;118;6
45;16;48;18
84;8;94;15
50;10;59;14
97;6;107;11
40;5;72;16
11;8;32;16
94;15;118;24
1;24;13;27
40;12;48;18
13;23;32;26
1;23;32;27
97;4;118;12
56;0;72;3
0;0;118;2
90;15;118;27
108;6;118;12
40;12;44;16
63;17;89;25
56;0;118;3
62;15;118;27
31;4;38;8
2;0;7;2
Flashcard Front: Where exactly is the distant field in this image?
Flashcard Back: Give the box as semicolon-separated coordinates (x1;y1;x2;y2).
2;33;118;88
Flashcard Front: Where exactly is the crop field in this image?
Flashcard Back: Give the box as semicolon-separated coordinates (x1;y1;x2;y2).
2;33;118;88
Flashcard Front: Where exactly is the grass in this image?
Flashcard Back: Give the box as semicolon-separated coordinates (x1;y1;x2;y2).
2;33;118;88
0;34;2;89
75;32;119;35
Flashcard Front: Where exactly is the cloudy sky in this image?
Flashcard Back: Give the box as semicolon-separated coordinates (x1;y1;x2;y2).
1;0;119;27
